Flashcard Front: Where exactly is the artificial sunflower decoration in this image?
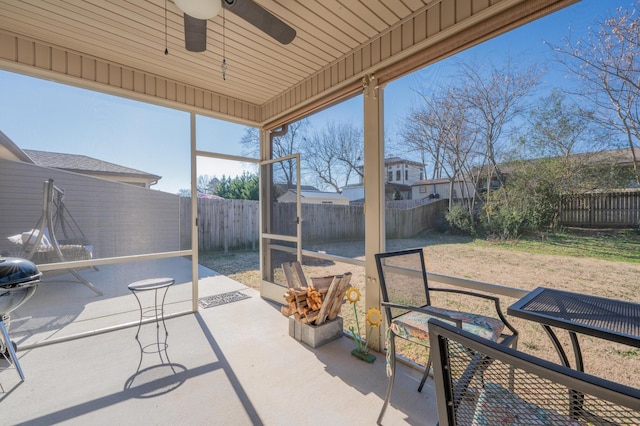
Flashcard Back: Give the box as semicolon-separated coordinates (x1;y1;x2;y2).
366;308;382;327
345;287;361;303
345;286;381;363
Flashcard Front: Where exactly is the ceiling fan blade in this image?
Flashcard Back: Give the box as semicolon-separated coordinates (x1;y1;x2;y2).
184;14;207;52
223;0;296;45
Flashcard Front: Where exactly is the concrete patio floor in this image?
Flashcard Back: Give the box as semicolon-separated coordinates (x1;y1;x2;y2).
1;259;438;425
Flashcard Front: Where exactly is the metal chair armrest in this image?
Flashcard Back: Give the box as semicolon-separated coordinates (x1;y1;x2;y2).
381;301;463;328
430;287;500;302
428;288;519;339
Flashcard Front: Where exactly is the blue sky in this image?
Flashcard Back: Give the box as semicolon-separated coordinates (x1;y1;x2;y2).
0;0;628;194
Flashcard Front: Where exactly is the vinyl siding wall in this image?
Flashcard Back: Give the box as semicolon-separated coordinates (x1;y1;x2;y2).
0;159;180;260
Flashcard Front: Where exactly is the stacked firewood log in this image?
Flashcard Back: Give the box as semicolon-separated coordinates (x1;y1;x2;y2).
281;262;352;326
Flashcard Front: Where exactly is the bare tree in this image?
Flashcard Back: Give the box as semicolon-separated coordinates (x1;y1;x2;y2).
198;174;219;194
177;174;220;197
335;122;364;182
304;121;363;192
239;126;260;157
513;90;624;196
404;85;480;212
457;58;544;193
549;2;640;184
403;93;446;181
240;119;310;187
518;90;612;160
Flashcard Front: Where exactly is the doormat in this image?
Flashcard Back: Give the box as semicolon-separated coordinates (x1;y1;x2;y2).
199;291;251;309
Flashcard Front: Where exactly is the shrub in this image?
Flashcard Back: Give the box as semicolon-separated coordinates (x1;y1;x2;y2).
488;206;528;239
444;204;477;235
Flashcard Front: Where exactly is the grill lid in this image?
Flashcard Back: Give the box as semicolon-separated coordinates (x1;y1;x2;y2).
0;257;42;287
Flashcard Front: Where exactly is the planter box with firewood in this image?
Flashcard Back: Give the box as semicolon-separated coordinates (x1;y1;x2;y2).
288;315;343;348
280;262;353;347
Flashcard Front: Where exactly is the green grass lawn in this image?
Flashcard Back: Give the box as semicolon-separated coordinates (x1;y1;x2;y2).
470;229;640;263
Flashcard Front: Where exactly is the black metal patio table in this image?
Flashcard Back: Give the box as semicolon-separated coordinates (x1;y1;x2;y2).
508;287;640;372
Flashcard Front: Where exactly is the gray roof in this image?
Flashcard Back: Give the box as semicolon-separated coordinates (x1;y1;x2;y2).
412;177;465;186
384;157;423;167
274;183;320;192
386;182;411;192
23;149;161;180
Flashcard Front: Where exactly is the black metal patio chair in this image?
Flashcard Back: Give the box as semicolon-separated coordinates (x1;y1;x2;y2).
374;248;518;425
428;318;640;425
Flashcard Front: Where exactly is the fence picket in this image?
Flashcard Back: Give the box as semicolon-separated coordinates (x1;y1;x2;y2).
180;198;448;251
560;190;640;228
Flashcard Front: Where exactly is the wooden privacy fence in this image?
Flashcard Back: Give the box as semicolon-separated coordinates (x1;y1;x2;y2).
180;198;259;252
180;198;449;251
560;190;640;228
273;203;365;243
386;199;448;238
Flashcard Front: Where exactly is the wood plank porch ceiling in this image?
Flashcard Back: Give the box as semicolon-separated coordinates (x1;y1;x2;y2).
0;0;577;127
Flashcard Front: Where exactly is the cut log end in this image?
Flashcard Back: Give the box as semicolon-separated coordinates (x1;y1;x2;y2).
281;263;352;325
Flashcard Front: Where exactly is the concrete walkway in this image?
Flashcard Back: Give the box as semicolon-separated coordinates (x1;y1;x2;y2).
1;260;438;425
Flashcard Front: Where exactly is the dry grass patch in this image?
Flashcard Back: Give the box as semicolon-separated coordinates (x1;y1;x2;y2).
199;230;640;388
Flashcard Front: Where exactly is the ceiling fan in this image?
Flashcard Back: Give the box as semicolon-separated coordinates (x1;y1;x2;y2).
174;0;296;52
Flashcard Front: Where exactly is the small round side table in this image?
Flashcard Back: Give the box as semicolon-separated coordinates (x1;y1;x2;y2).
128;277;174;338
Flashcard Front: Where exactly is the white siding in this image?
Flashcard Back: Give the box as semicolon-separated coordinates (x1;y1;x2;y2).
0;159;180;259
342;185;365;202
412;180;475;200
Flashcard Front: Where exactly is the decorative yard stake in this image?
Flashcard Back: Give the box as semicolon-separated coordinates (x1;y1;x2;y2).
345;287;381;363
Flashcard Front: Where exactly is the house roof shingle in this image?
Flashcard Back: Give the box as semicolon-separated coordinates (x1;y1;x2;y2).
23;149;161;181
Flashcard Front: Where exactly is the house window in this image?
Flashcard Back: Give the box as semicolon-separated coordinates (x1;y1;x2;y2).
405;170;408;180
396;170;401;181
388;171;392;182
420;172;423;180
419;187;427;193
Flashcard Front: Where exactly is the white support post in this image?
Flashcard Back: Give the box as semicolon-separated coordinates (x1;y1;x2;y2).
363;74;385;352
259;128;271;296
190;113;199;312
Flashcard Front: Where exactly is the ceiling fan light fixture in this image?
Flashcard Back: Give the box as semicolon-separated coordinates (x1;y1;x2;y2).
174;0;221;20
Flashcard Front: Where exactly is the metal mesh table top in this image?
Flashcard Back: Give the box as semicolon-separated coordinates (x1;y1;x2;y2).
509;287;640;347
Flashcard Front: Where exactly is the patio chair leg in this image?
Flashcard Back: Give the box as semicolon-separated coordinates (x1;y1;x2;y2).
377;337;396;425
417;352;432;392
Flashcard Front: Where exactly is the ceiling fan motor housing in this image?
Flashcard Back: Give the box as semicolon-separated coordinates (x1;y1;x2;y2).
176;0;296;52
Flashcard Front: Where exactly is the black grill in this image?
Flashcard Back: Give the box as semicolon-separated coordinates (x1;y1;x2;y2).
0;257;41;317
0;257;41;380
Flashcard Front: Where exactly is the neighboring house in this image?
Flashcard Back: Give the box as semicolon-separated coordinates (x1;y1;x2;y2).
273;183;321;198
355;156;423;186
382;157;424;186
197;192;224;200
344;182;412;204
344;157;424;201
412;177;475;200
471;147;640;193
341;183;365;202
0;132;176;260
582;147;640;188
386;182;411;201
0;130;161;188
277;190;349;205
